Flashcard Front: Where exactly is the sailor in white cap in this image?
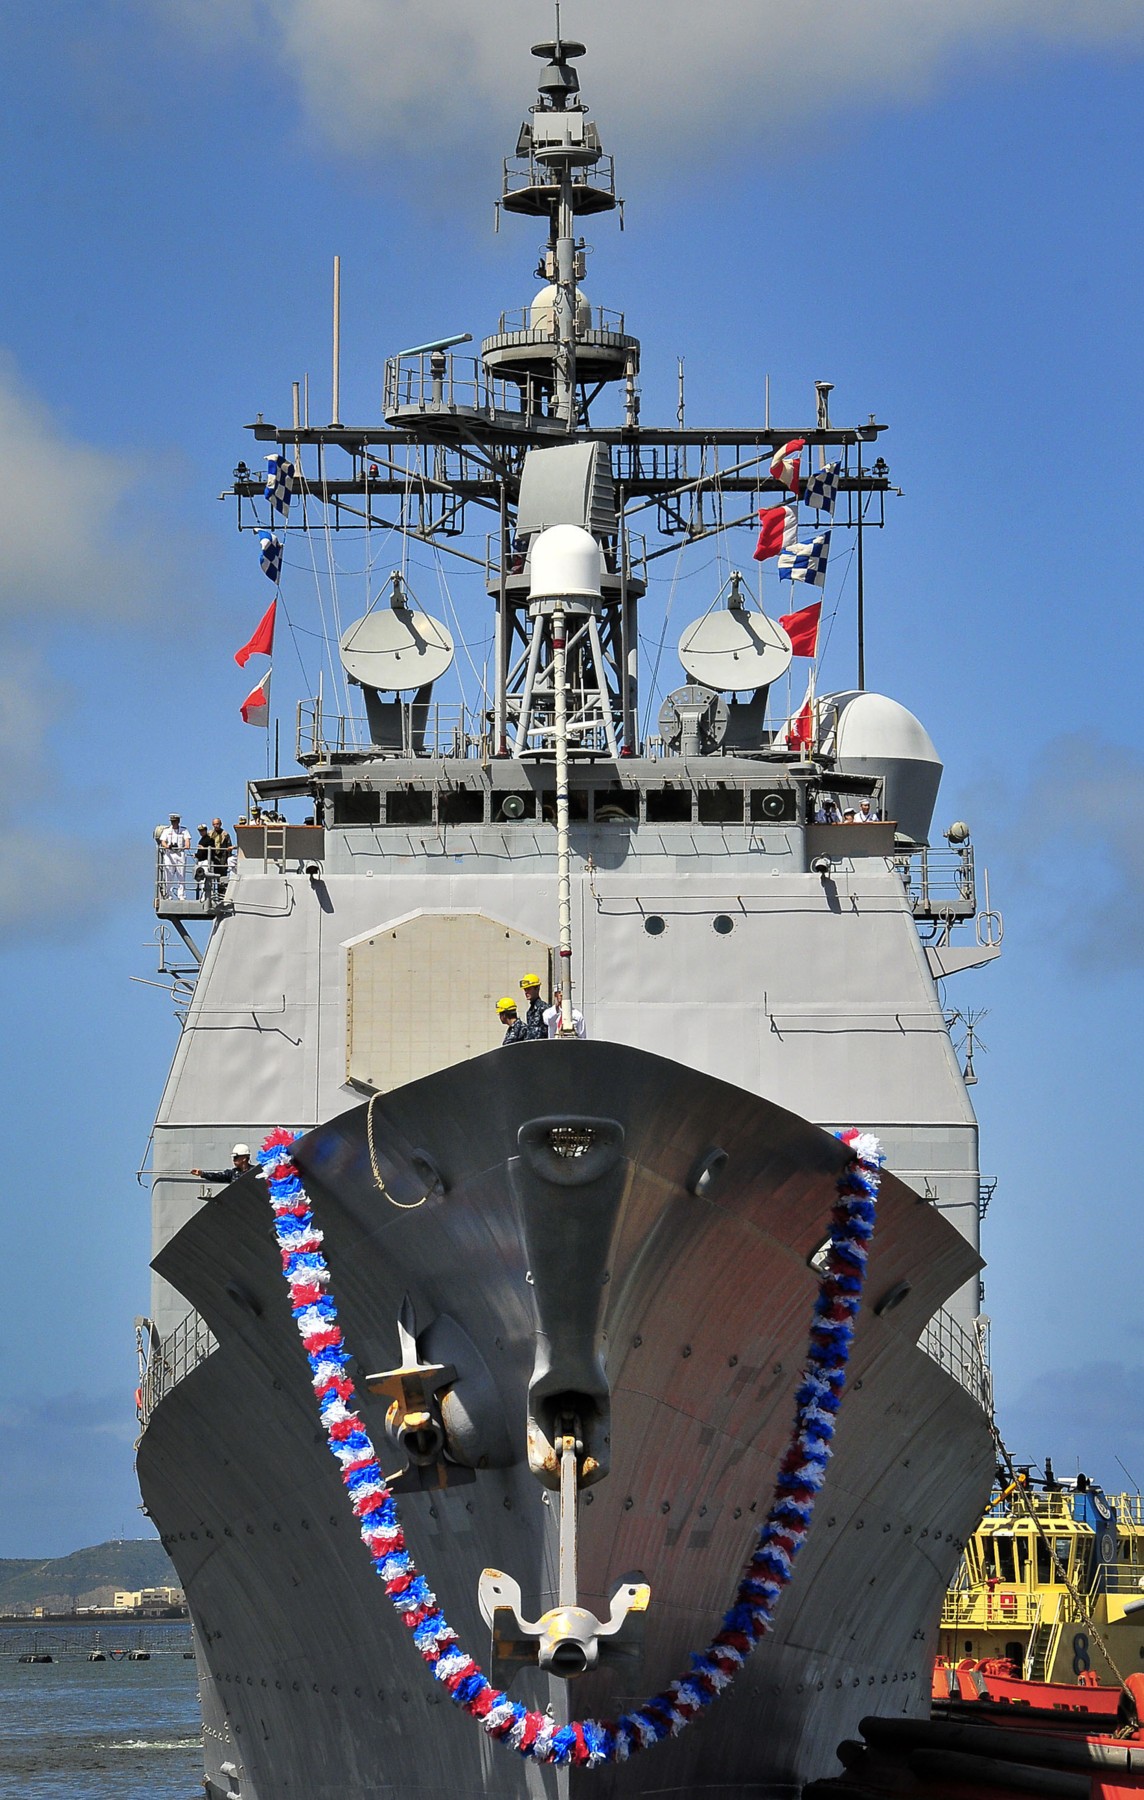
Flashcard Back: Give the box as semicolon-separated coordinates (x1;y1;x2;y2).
158;812;191;899
191;1144;254;1192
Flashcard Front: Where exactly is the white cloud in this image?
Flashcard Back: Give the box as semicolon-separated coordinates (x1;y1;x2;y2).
0;648;101;938
154;0;1144;162
0;356;160;622
0;358;185;937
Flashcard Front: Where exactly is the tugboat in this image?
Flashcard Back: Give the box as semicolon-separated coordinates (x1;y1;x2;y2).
135;31;1001;1800
935;1463;1144;1703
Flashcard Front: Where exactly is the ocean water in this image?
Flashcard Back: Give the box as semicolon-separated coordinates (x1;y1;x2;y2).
0;1624;202;1799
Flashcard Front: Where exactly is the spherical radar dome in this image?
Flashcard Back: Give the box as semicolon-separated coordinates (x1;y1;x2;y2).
829;690;943;844
832;691;941;766
528;524;604;603
529;285;593;335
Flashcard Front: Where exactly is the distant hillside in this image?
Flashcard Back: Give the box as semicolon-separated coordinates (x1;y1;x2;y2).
0;1540;179;1612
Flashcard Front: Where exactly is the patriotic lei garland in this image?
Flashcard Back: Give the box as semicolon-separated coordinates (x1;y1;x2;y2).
258;1125;882;1768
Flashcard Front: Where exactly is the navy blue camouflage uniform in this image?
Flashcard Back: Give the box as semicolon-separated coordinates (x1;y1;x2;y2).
501;1018;529;1045
523;995;549;1041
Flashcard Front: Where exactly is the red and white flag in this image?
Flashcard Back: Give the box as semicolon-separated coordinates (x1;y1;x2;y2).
779;600;821;657
785;686;815;751
770;438;806;495
753;503;797;563
240;669;272;727
234;598;277;668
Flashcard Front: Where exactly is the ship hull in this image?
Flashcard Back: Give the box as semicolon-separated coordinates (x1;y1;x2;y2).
138;1042;994;1799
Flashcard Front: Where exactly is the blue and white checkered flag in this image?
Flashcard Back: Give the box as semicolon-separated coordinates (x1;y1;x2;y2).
778;529;831;587
804;461;840;515
264;455;295;516
259;534;283;583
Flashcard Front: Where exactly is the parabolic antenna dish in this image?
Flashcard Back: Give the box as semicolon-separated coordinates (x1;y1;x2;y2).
339;606;455;691
678;607;793;692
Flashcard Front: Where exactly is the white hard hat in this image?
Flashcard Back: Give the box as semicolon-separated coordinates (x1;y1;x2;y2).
232;1143;251;1158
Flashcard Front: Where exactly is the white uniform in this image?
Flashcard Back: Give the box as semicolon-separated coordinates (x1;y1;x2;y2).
543;1004;587;1039
857;804;880;822
159;823;191;898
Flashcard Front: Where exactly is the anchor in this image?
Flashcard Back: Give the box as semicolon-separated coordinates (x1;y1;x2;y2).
364;1296;475;1493
478;1411;649;1683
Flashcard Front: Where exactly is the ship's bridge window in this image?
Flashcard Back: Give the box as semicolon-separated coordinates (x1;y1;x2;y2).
440;788;485;825
1053;1537;1073;1581
592;784;637;823
697;787;745;825
386;788;433;826
334;788;381;826
539;789;589;823
646;786;692;823
1035;1537;1074;1585
991;1534;1021;1583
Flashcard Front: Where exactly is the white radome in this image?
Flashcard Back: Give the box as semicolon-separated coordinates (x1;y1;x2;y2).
529;284;593;335
528;524;604;602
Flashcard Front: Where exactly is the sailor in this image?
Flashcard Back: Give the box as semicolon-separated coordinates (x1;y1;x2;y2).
856;798;880;822
815;798;842;824
519;972;548;1039
191;1144;254;1193
208;816;234;899
193;824;213;900
496;997;529;1045
840;807;858;824
543;988;587;1039
159;813;192;899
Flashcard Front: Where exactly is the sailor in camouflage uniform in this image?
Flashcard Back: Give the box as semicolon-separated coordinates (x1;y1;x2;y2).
496;997;529;1045
519;972;549;1040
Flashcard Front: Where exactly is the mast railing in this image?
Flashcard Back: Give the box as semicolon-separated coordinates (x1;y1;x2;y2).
492;302;627;337
487;529;649;589
383;351;546;425
502;151;616;203
296;697;490;764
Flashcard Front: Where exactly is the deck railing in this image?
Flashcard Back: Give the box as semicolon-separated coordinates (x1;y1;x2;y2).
138;1310;217;1431
894;845;977;922
153;844;232;916
919;1308;992;1413
940;1589;1041;1628
296;698;491;764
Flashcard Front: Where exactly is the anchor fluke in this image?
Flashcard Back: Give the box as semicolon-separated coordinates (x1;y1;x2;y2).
364;1294;475;1492
478;1568;650;1686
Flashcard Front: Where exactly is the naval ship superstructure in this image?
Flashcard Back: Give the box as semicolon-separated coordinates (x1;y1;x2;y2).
137;35;1002;1800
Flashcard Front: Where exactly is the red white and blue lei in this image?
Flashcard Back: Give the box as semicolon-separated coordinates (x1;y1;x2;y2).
257;1124;882;1768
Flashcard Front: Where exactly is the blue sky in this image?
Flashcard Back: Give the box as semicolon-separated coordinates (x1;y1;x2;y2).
2;3;1143;1555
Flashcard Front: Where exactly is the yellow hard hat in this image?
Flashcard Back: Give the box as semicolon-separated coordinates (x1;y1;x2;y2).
520;972;542;989
496;996;517;1015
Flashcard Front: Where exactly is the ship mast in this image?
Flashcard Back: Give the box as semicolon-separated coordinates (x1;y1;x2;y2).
538;37;582;428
